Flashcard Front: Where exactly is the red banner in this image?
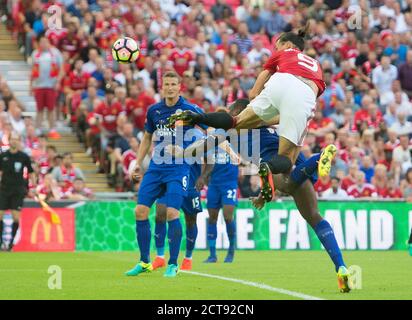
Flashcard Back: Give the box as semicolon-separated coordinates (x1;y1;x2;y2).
13;208;75;252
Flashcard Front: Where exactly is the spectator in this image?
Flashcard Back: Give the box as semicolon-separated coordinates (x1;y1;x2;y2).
121;137;140;191
320;70;345;116
385;176;403;199
314;175;332;196
264;3;286;38
392;134;412;174
82;48;100;75
372;163;389;196
36;173;62;201
30;35;63;134
383;34;408;66
308;109;336;144
7;100;25;136
390;112;412;136
52;152;85;192
246;6;265;34
232;22;253;55
247;38;271;67
168;35;195;77
341;162;359;191
398;50;412;98
372;56;398;107
211;0;233;21
401;168;412;201
360;155;375;183
321;177;348;200
307;0;330;22
347;171;378;198
64;178;94;200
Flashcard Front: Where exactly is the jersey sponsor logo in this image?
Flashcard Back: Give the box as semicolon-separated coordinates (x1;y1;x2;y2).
155;123;176;137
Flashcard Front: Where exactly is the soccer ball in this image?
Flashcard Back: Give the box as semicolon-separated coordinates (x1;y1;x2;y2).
112;37;140;64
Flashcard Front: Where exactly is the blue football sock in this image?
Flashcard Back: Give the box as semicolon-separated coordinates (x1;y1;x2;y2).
136;220;151;264
168;219;182;265
155;221;166;257
225;219;236;253
290;153;321;186
207;222;217;257
185;224;198;259
314;220;345;272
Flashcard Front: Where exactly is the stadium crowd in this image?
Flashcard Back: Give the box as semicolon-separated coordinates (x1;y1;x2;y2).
3;0;412;200
0;75;94;200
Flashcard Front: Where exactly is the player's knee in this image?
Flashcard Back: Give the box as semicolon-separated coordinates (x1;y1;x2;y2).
135;205;149;220
166;207;180;221
155;204;167;223
223;208;234;222
267;154;293;174
208;211;218;224
184;214;197;228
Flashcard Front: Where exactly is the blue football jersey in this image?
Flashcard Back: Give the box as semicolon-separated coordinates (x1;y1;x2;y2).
209;129;239;186
144;96;206;170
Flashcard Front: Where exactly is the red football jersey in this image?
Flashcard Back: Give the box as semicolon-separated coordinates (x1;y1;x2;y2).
126;93;155;131
341;176;356;191
168;49;195;76
122;149;137;175
314;179;332;194
153;38;176;55
347;184;377;198
96;101;125;132
64;71;90;91
263;48;326;97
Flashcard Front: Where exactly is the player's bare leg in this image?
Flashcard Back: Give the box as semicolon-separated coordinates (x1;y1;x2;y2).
222;205;236;263
233;106;266;129
254;176;350;292
125;205;153;276
205;208;219;263
181;213;198;271
153;203;167;270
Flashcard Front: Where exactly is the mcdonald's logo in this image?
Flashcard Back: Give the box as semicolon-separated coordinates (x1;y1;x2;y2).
31;217;64;244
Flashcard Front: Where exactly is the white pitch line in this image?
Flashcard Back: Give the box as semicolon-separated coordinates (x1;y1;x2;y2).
181;270;325;301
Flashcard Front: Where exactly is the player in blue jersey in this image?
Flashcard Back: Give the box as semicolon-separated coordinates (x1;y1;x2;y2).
151;129;208;271
199;125;239;263
176;99;351;292
125;71;206;278
229;99;350;293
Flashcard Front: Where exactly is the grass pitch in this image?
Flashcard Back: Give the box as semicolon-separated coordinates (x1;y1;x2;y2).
0;250;411;300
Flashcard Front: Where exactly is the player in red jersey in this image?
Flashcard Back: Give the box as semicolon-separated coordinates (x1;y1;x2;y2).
167;24;331;200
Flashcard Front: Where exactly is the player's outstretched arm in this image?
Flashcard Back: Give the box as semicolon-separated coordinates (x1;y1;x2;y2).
249;69;271;100
167;110;236;130
196;163;214;191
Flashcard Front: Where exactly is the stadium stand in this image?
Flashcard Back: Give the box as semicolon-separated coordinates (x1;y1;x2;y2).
2;0;412;200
